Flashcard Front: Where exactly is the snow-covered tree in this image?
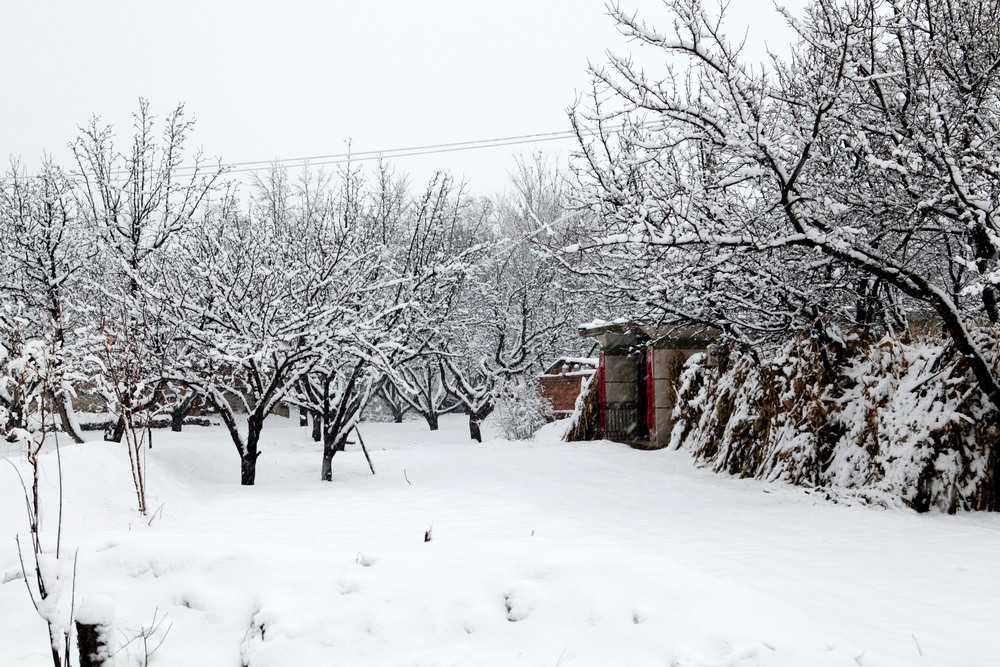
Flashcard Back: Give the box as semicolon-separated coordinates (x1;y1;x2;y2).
374;174;488;434
390;357;459;431
493;374;554;440
294;168;479;479
0;161;89;442
442;158;586;441
374;380;412;424
163;189;318;485
572;0;1000;408
71;98;222;441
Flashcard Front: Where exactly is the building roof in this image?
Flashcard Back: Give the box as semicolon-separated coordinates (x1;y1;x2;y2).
578;320;718;347
541;357;599;377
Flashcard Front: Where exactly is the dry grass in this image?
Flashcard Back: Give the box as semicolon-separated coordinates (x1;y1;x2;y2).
671;332;1000;513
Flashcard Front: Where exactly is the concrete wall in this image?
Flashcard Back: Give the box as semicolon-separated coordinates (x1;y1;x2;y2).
650;346;703;448
584;323;713;449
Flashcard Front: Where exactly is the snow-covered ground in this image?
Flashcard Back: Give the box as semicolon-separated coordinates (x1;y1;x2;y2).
3;414;1000;666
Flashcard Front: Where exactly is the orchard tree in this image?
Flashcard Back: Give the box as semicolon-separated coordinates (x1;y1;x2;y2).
572;0;1000;407
375;380;411;423
163;188;319;486
442;252;570;441
71;98;222;440
0;161;89;441
442;158;586;441
294;168;480;479
389;356;458;431
443;240;572;442
290;162;406;482
375;174;489;434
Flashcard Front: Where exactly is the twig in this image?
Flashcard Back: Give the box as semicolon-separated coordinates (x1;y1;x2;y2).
403;468;412;485
65;549;79;667
143;608;173;659
15;535;39;613
147;503;165;527
912;633;923;656
111;607;173;663
54;429;63;559
3;458;36;528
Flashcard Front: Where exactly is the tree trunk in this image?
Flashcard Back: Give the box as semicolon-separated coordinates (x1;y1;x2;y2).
425;411;439;431
311;412;322;442
6;386;24;432
393;411;404;424
169;393;198;433
299;406;308;427
320;427;349;482
467;405;493;443
76;620;111;667
240;454;257;486
320;444;334;482
104;416;125;443
53;389;85;444
242;416;263;486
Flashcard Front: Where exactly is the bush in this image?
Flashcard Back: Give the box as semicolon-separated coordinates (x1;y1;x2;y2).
494;376;554;440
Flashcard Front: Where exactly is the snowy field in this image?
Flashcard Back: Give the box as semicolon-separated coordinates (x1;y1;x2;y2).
3;414;1000;666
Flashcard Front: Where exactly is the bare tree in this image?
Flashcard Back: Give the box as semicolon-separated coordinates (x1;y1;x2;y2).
572;0;1000;408
375;380;411;424
164;191;317;486
442;160;582;442
443;240;570;442
3;336;76;667
294;168;478;479
389;356;459;431
0;161;89;442
71;98;222;441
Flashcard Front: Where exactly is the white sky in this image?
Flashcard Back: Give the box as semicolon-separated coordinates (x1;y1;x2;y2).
0;0;808;194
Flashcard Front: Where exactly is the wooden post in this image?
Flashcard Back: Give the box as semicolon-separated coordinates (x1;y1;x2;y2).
354;427;375;475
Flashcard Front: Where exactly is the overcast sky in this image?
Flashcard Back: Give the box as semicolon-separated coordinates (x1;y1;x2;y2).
0;0;808;194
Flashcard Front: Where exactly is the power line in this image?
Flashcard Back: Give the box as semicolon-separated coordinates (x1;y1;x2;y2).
220;132;579;175
210;120;659;175
215;128;582;170
37;119;664;181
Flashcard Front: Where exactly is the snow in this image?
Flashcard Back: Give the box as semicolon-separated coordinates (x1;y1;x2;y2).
3;415;1000;665
75;595;115;626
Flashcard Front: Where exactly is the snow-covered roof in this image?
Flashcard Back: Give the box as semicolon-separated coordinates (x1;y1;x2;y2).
541;357;599;376
578;319;718;344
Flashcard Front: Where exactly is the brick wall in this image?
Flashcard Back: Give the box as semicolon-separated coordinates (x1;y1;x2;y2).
540;375;589;413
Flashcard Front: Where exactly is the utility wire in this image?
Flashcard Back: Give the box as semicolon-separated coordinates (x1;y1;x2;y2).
220;133;578;175
214;128;582;170
211;120;660;176
22;119;663;181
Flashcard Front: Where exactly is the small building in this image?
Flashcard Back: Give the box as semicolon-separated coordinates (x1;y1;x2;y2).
577;321;716;449
539;357;598;417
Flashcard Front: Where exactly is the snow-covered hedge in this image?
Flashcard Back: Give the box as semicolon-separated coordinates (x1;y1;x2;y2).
669;334;1000;513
